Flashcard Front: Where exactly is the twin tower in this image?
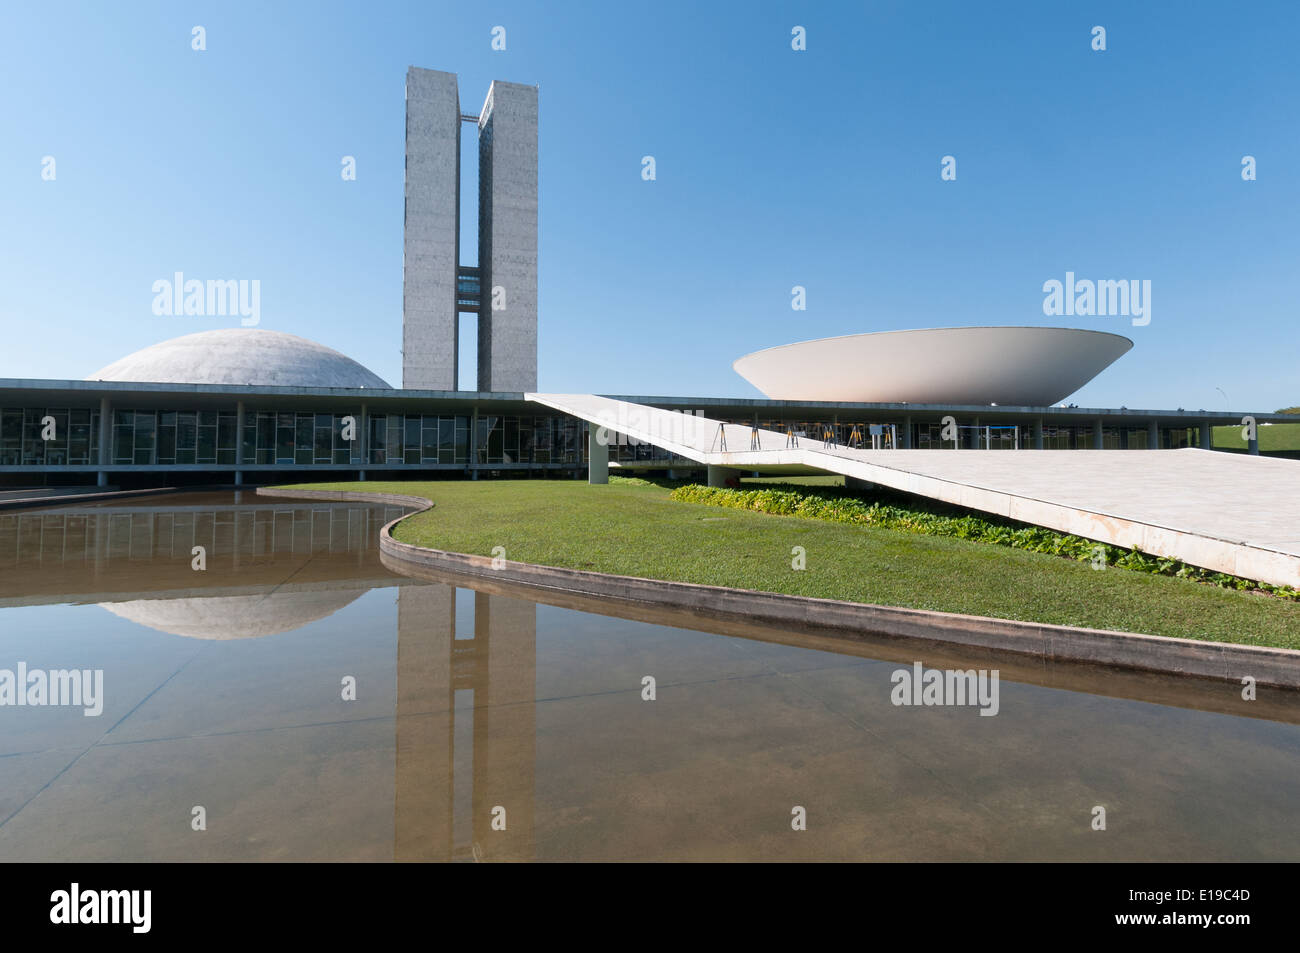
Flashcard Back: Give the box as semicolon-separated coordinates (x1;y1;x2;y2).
402;67;538;392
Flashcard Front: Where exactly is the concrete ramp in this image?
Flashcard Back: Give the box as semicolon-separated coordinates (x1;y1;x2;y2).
528;393;1300;589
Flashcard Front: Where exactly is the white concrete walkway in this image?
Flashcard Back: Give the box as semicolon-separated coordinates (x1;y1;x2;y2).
528;393;1300;589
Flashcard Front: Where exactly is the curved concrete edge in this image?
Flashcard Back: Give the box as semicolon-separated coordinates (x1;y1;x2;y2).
255;486;433;513
257;486;1300;690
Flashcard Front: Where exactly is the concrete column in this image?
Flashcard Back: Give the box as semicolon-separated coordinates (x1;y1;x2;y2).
234;400;245;483
1093;418;1104;449
969;416;981;450
1034;417;1044;450
707;465;739;487
1200;420;1212;451
359;401;369;469
96;396;111;487
470;405;479;479
903;415;913;449
587;427;608;484
1148;419;1160;450
1249;433;1260;455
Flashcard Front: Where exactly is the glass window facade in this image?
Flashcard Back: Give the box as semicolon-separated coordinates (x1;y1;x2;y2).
240;412;366;467
114;410;238;465
0;407;587;468
0;401;1213;470
1;408;99;466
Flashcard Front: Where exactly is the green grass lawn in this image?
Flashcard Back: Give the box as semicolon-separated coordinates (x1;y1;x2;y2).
275;478;1300;649
1213;422;1300;453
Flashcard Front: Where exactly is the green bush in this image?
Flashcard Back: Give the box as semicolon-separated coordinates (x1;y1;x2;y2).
669;483;1300;601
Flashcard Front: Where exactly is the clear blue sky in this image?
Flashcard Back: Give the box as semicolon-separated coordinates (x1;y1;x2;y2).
2;1;1296;411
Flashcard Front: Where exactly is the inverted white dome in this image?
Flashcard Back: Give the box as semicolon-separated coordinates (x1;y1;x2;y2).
87;328;391;388
733;327;1133;406
99;590;364;640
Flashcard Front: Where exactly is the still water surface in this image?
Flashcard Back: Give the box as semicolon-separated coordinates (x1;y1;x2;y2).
0;491;1296;861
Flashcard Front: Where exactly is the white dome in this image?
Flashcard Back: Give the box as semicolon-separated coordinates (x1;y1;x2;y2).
99;589;364;640
733;327;1133;406
87;328;391;388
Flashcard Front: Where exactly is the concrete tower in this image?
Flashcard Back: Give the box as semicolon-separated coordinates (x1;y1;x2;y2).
402;68;461;391
477;81;539;393
402;68;538;393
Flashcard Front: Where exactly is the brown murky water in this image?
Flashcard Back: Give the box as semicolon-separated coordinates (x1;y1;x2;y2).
0;491;1297;862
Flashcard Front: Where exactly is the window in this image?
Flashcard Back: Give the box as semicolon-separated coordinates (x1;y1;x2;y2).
1;409;21;465
134;411;156;465
273;413;293;464
333;414;352;464
173;412;196;464
255;413;276;464
438;416;454;463
217;412;237;465
367;414;387;464
295;413;314;465
157;411;177;464
454;416;468;463
404;416;420;464
421;416;438;463
113;410;134;464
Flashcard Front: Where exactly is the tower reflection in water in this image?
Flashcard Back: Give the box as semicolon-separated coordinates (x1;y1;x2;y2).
396;586;535;862
0;494;537;862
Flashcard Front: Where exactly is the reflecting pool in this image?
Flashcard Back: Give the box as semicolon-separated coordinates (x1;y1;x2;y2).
0;492;1297;861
